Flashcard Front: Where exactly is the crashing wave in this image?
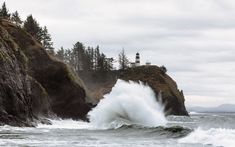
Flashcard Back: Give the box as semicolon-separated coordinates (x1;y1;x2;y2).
88;79;167;129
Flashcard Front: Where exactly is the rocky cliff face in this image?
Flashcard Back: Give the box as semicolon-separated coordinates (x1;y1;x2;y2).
0;24;41;126
82;66;188;116
0;21;90;126
119;66;188;116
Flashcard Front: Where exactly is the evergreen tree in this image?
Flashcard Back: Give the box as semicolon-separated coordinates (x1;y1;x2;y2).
55;42;113;72
90;47;95;69
41;26;54;54
56;47;65;61
73;42;85;71
94;46;100;70
97;53;106;71
118;49;129;70
23;15;43;42
65;49;73;65
85;47;94;70
105;58;114;71
11;11;22;26
0;2;10;19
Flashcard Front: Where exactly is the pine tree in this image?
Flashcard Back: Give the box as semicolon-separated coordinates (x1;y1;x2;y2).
56;47;65;61
97;53;106;71
41;26;54;54
85;47;94;70
73;42;85;71
0;2;10;20
55;42;113;72
65;49;73;65
11;11;22;26
105;58;114;71
94;46;100;70
23;15;43;42
118;49;129;70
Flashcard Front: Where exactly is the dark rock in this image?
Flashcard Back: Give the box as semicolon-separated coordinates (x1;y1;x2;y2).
0;20;91;126
119;66;188;116
0;23;35;126
80;66;188;116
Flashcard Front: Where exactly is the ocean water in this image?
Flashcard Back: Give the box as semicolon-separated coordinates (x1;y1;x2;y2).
0;80;234;147
0;113;235;147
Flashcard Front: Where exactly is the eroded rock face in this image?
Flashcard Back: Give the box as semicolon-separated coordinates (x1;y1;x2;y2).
119;66;188;116
81;66;188;116
0;23;46;126
0;21;90;126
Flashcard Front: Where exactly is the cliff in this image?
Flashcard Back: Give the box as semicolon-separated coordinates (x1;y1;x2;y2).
0;20;90;126
119;66;188;116
82;66;188;116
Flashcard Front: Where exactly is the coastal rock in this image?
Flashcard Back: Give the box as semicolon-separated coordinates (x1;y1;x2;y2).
0;23;40;126
0;21;90;126
119;66;188;116
81;66;188;116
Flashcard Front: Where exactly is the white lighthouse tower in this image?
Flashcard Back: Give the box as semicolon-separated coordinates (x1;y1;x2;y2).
135;52;140;66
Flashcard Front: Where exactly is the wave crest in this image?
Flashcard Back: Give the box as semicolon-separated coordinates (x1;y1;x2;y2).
88;80;167;129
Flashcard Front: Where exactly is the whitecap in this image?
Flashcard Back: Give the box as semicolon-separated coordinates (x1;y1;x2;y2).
179;127;235;147
88;79;167;129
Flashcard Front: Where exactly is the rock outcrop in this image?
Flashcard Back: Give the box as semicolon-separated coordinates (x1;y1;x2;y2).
119;66;188;116
82;66;188;116
0;20;90;126
0;24;41;126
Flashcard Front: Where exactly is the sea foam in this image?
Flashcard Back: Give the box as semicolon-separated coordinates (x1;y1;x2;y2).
37;119;92;130
179;128;235;147
88;79;166;129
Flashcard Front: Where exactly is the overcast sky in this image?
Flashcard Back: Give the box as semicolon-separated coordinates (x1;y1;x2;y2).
5;0;235;107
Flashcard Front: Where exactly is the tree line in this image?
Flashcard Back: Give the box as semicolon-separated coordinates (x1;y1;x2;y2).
56;43;114;72
0;2;135;72
0;2;54;53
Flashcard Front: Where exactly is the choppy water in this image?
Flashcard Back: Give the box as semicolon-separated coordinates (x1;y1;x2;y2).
1;80;234;147
0;113;235;147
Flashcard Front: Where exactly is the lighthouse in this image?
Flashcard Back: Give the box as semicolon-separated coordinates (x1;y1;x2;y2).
135;52;140;66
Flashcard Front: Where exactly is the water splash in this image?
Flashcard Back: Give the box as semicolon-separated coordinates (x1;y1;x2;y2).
88;79;167;129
